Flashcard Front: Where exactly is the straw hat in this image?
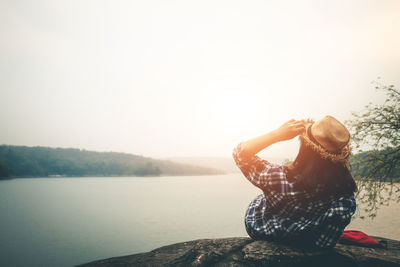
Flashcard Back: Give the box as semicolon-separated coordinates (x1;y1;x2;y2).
300;116;351;163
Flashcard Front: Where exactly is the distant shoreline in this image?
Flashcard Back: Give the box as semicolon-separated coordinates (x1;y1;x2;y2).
0;173;233;180
0;145;225;179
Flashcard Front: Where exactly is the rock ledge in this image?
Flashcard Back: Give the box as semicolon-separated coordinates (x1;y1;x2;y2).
78;236;400;266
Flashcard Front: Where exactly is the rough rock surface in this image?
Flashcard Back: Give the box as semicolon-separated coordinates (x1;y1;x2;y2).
77;236;400;267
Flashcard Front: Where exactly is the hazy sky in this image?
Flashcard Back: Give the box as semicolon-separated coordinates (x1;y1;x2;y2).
1;0;399;159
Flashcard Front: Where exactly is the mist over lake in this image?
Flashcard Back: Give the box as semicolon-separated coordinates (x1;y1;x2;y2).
0;174;399;267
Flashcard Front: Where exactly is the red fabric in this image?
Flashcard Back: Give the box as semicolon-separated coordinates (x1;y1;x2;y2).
339;230;379;246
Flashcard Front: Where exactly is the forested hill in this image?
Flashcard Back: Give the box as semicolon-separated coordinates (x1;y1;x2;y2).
0;145;224;179
350;149;400;182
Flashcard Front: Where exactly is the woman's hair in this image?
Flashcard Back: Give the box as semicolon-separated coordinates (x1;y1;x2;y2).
284;138;357;199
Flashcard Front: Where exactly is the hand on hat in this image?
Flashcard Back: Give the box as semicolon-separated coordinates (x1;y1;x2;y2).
274;119;306;142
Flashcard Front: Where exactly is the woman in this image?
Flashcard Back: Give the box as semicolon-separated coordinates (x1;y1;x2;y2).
232;116;357;249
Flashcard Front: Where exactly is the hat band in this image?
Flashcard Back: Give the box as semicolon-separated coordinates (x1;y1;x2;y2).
307;124;324;149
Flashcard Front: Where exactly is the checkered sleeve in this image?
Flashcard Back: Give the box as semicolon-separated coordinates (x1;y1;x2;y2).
232;142;287;192
314;220;347;248
314;195;357;248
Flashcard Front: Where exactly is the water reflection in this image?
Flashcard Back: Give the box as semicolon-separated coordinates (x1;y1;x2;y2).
0;175;398;267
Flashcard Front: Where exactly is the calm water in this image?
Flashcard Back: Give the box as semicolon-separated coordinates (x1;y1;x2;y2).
0;174;399;267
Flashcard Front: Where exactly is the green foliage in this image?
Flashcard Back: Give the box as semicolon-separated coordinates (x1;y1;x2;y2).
0;146;223;179
346;78;400;219
350;150;400;219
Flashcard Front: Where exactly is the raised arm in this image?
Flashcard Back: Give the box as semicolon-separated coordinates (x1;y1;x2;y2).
240;119;306;157
232;119;305;190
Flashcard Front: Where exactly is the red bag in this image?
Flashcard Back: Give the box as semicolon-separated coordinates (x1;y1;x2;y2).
339;230;386;248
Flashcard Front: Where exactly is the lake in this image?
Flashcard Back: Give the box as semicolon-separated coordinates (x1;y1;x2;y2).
0;174;399;267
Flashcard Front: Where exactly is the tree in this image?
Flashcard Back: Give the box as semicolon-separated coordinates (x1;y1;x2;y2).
346;78;400;219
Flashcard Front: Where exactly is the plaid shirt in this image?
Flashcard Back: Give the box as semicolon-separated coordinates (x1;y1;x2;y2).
232;142;356;249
